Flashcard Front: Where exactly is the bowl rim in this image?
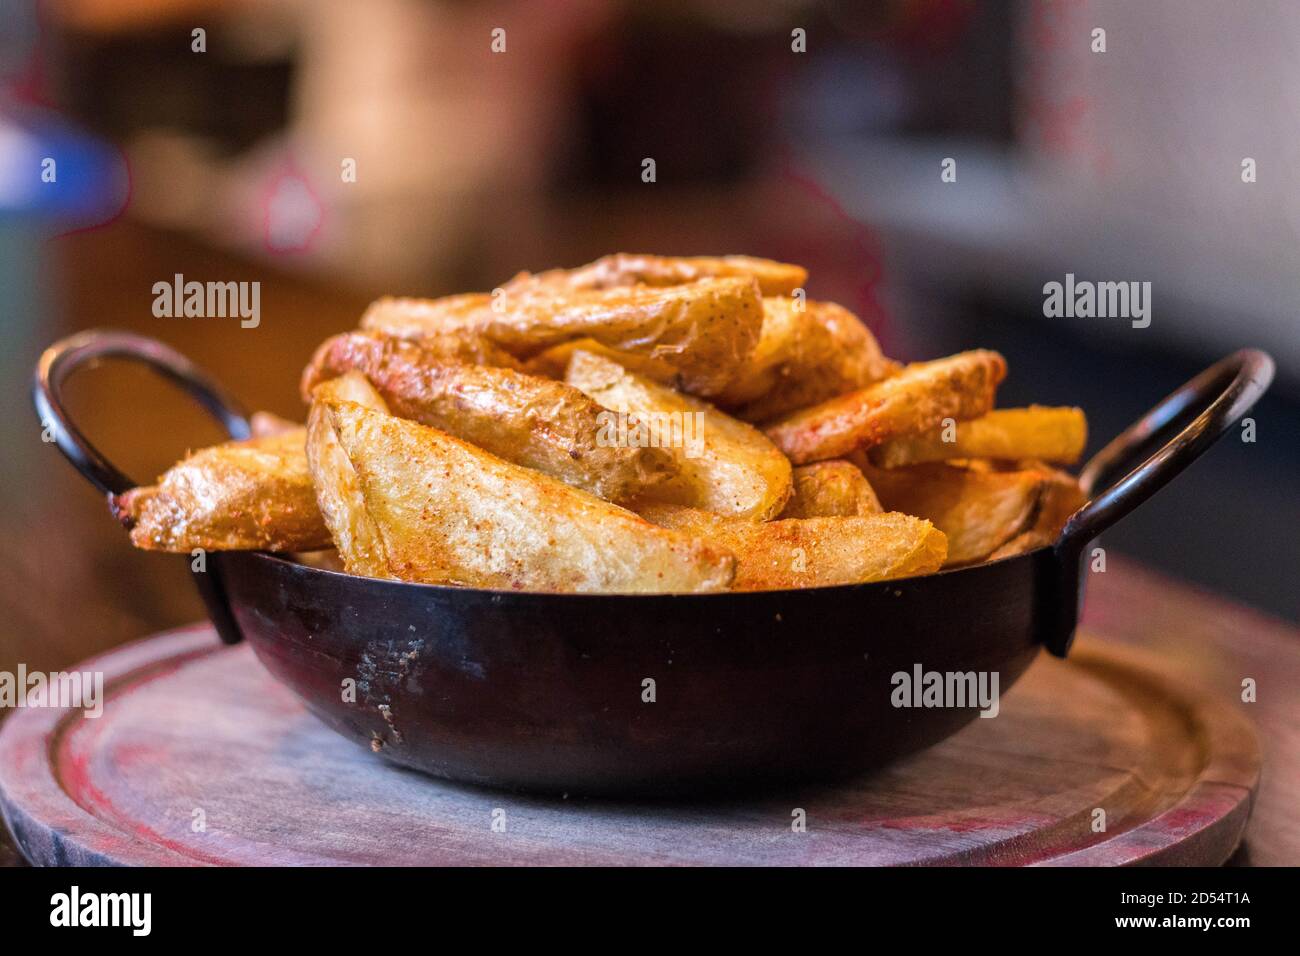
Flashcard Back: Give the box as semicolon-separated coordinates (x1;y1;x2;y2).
233;544;1049;603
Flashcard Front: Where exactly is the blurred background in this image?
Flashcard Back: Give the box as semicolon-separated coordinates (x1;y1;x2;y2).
1;0;1296;677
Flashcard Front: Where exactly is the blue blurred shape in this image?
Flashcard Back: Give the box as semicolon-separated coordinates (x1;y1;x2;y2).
0;106;129;230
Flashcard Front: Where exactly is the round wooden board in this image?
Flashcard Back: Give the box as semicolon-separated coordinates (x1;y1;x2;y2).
0;625;1259;866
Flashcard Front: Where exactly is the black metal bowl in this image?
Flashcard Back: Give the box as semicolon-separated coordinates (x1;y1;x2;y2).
34;331;1273;795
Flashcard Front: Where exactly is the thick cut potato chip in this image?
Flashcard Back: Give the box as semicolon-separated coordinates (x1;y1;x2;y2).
403;331;525;370
987;464;1086;559
304;374;393;577
300;332;521;402
522;293;893;407
870;406;1087;468
524;338;680;384
113;428;328;553
115;373;390;555
312;369;391;412
316;328;522;374
780;460;881;518
636;502;946;591
360;276;764;396
765;350;1007;464
717;298;897;421
505;253;807;297
1032;463;1087;533
566;350;793;519
308;401;736;592
302;332;674;502
856;458;1046;566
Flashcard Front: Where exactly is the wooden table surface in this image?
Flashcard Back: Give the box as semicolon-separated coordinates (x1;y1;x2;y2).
1069;560;1299;866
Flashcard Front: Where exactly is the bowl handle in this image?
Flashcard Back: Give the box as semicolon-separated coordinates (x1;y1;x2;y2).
1044;348;1274;657
33;330;251;644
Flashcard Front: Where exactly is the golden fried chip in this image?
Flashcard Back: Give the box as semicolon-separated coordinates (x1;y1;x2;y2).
986;463;1087;559
636;502;946;591
779;459;881;518
566;350;793;519
112;425;335;553
321;329;523;375
303;332;674;502
505;253;807;297
856;459;1046;566
871;406;1087;468
524;338;680;384
360;276;764;396
765;350;1007;464
308;401;736;592
112;374;384;556
311;369;390;411
304;374;394;577
717;297;896;421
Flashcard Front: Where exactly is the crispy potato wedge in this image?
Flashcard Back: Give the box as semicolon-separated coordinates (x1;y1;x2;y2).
112;428;330;553
360;276;764;396
566;350;793;519
505;253;807;297
524;296;889;404
717;297;897;421
870;406;1087;468
986;463;1087;559
304;374;393;577
524;338;680;384
308;401;736;592
303;331;522;392
780;460;881;518
114;379;384;553
856;459;1047;566
302;332;675;503
1033;463;1087;532
360;292;492;339
406;331;524;370
636;502;946;591
312;369;391;412
765;350;1007;464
